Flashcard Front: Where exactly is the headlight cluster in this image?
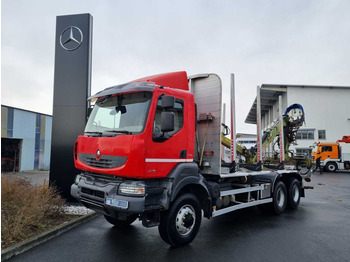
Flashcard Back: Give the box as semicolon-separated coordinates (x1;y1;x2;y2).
118;181;145;197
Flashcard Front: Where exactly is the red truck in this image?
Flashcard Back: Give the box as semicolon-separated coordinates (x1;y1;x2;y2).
71;71;309;247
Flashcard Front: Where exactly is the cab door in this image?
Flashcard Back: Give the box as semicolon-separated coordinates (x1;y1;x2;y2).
320;145;333;160
144;94;190;178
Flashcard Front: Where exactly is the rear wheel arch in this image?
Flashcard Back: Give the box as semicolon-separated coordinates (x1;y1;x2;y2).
279;173;304;198
280;173;302;185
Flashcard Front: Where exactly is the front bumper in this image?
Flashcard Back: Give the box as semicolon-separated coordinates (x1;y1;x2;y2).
71;174;146;216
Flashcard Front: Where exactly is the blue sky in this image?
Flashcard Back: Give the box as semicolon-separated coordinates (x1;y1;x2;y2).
2;0;350;133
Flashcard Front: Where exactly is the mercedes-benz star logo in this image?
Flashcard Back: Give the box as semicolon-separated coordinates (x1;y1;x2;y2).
60;26;83;51
96;149;101;160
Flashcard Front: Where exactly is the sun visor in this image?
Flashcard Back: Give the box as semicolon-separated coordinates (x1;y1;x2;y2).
88;82;156;100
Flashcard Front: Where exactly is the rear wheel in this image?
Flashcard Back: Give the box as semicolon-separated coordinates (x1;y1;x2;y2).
269;181;287;215
158;193;201;247
287;178;301;209
326;162;337;172
104;214;138;227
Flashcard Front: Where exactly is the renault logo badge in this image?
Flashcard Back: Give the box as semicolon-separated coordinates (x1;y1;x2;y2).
96;149;101;160
60;26;83;51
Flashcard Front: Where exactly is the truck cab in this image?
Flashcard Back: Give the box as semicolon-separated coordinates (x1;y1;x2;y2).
74;73;195;180
312;139;350;172
312;143;340;161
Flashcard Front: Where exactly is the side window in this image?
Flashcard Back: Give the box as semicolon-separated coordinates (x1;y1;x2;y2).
321;146;332;152
153;97;184;139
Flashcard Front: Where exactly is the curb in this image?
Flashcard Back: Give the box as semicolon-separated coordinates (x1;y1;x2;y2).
1;212;99;261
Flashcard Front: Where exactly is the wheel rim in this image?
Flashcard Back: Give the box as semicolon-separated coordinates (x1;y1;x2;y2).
292;184;299;202
329;164;336;171
277;188;285;208
175;204;196;236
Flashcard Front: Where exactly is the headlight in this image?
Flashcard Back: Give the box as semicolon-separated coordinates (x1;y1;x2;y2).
118;181;145;197
74;174;82;184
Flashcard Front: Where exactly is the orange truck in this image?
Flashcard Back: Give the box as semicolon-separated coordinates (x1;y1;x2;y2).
311;136;350;172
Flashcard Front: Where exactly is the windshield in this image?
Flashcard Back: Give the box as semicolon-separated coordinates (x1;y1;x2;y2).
85;92;152;134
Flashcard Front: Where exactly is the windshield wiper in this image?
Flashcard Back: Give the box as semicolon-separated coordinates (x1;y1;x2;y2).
84;131;103;136
105;130;132;135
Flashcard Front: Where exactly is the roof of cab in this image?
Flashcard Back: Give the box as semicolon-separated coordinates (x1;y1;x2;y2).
88;71;189;100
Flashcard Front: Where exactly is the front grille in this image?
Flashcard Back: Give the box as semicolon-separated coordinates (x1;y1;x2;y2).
86;158;112;168
78;153;127;169
81;187;105;198
80;187;105;211
80;196;105;211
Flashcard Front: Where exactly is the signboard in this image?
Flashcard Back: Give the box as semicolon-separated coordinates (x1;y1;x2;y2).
49;14;93;199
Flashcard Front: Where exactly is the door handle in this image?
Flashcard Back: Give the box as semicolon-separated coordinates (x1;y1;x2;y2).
179;150;187;159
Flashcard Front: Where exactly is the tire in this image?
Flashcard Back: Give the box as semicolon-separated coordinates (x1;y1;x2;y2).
158;193;202;247
269;181;287;215
104;214;138;227
326;162;337;172
287;178;301;209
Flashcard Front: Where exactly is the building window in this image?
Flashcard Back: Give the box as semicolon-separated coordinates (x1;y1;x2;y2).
296;129;314;140
318;130;326;140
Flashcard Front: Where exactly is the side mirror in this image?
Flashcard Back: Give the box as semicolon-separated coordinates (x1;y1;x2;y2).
161;96;175;109
161;112;175;132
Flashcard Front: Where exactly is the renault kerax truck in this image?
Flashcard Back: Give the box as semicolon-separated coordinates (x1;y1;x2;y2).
71;71;310;247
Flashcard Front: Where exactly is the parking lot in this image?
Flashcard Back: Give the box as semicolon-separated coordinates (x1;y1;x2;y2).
8;171;350;262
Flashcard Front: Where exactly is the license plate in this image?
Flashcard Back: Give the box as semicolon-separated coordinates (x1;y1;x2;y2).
106;198;129;209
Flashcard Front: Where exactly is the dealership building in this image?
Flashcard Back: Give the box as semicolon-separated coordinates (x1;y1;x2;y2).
245;84;350;157
1;105;52;172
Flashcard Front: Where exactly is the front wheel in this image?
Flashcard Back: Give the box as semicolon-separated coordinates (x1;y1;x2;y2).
104;214;138;227
158;193;202;247
326;162;337;172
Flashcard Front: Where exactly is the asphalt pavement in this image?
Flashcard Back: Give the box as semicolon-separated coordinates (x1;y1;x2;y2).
7;171;350;262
